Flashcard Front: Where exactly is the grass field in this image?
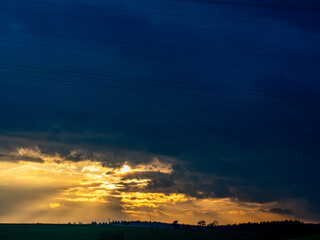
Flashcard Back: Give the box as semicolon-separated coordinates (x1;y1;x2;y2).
0;224;263;240
286;235;320;240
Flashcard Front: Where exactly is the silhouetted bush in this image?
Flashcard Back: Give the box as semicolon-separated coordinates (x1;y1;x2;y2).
123;221;130;227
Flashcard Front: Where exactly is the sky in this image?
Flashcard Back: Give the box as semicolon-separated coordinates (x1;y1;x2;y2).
0;0;320;225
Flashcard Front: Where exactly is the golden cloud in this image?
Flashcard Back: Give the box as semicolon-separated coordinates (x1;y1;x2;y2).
0;147;296;224
121;192;194;208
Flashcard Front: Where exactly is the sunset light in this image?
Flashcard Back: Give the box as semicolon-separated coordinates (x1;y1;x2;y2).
120;165;131;174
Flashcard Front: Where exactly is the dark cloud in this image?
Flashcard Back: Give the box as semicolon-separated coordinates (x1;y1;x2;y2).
121;171;176;193
0;152;44;163
260;208;294;216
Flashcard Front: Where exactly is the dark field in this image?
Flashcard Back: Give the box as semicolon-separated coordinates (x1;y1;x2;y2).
0;224;319;240
0;224;269;240
286;236;320;240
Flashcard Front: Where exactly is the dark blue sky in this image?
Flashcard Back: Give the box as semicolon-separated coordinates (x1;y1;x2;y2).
0;0;320;223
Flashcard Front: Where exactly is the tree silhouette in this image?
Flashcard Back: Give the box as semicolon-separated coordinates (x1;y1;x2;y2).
197;220;206;227
207;220;219;229
173;220;179;229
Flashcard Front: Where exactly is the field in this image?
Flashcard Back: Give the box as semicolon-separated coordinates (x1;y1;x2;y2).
286;235;320;240
1;224;320;240
0;224;266;240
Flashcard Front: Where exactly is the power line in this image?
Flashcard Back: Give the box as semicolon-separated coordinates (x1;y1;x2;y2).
170;0;320;12
1;63;319;103
1;71;319;111
12;0;320;29
1;8;319;41
0;65;318;103
1;38;319;74
1;28;319;63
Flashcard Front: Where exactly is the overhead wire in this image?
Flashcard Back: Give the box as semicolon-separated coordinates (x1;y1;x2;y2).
1;28;319;63
0;63;319;100
1;0;319;111
11;0;320;29
1;62;319;99
1;71;319;111
0;8;320;41
169;0;320;12
0;38;320;74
